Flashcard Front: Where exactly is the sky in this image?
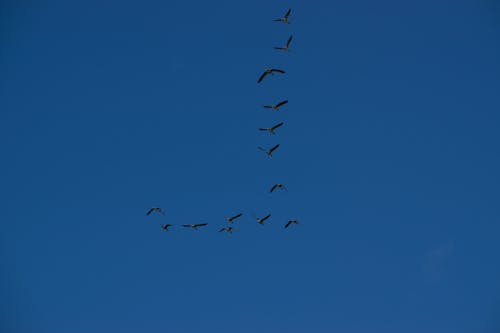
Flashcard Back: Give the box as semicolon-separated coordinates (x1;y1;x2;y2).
1;0;500;332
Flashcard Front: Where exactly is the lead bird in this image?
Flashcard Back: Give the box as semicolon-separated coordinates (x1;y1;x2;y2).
146;207;165;216
226;213;243;223
285;220;299;228
161;224;173;231
258;144;280;157
273;8;291;24
257;68;285;83
182;223;208;230
274;35;293;51
255;214;271;225
259;122;284;135
270;183;287;193
219;227;234;234
263;99;288;111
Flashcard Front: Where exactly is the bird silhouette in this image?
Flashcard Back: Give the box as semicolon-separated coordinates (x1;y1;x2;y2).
219;227;234;234
257;68;286;83
274;35;293;51
258;144;280;157
263;99;288;111
259;122;284;135
273;8;291;24
285;220;299;228
146;207;165;216
182;223;208;230
161;224;173;231
255;214;271;225
226;213;243;223
270;184;287;193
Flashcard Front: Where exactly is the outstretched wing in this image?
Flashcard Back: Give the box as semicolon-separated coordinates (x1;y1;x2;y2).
259;128;269;131
194;223;207;228
146;208;154;215
271;122;284;131
270;69;285;74
273;18;282;22
269;144;280;153
286;35;293;47
274;46;285;51
231;213;242;220
262;214;271;222
284;8;291;18
219;228;226;232
257;71;268;83
276;100;288;108
182;224;193;228
263;105;273;109
285;221;292;228
270;184;278;193
258;146;267;152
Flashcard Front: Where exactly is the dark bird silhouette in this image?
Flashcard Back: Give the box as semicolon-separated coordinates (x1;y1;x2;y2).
161;224;173;231
259;122;284;135
219;227;234;234
182;223;208;230
257;68;285;83
226;213;243;223
258;144;280;157
270;183;287;193
285;220;299;228
263;99;288;111
273;8;291;24
146;207;165;216
274;35;293;51
255;214;271;225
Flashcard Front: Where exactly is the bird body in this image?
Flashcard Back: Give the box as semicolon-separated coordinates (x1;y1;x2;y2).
263;100;288;111
257;68;286;83
182;223;208;230
274;35;293;51
259;122;284;135
226;213;243;223
146;207;165;216
285;220;299;228
270;183;287;193
258;144;280;157
273;8;291;24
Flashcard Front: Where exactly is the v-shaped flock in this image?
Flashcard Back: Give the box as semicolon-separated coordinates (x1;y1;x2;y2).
146;8;300;234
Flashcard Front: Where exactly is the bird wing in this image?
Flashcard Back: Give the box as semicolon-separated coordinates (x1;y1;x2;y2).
194;223;207;228
271;69;285;74
273;18;282;22
269;144;280;153
263;105;273;109
219;228;226;232
262;214;271;222
276;100;288;108
285;221;292;228
286;35;293;47
271;122;284;130
182;224;193;228
284;8;291;18
257;71;268;83
146;208;154;215
270;184;278;192
258;146;267;152
259;128;269;131
231;213;242;220
274;47;284;50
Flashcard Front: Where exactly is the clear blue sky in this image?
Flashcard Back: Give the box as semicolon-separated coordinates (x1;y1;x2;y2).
1;1;500;332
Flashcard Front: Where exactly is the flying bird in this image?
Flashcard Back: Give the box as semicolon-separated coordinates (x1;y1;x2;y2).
285;220;299;228
257;68;285;83
273;8;291;24
226;213;243;223
258;144;280;157
270;183;287;193
161;224;173;231
146;207;165;216
263;99;288;111
182;223;208;230
274;35;293;51
259;122;284;135
255;214;271;225
219;227;234;234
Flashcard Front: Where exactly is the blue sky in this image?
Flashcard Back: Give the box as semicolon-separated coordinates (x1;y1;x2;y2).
1;0;500;332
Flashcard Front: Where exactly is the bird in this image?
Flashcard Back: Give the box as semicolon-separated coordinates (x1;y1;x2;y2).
255;214;271;225
182;223;208;230
161;224;173;231
285;220;299;228
257;68;285;83
274;35;293;51
226;213;243;223
273;8;291;24
263;99;288;111
270;183;287;193
146;207;165;216
219;227;234;234
259;122;284;135
258;144;280;157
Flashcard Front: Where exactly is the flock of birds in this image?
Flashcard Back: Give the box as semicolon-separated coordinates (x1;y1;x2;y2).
146;8;299;234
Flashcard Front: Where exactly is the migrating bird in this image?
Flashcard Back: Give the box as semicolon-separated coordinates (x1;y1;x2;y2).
255;214;271;225
161;224;173;231
274;35;293;51
226;213;243;223
258;144;280;157
182;223;208;230
273;8;291;24
263;99;288;111
270;183;287;193
257;68;285;83
259;122;284;135
285;220;299;229
146;207;165;216
219;227;234;234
